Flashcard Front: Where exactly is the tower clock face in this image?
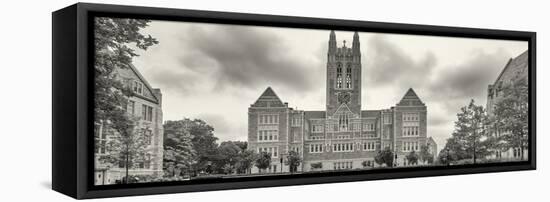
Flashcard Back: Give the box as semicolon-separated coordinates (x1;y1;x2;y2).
338;93;351;104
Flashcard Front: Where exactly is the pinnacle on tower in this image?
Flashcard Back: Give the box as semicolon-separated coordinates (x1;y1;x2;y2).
352;31;360;54
329;30;337;53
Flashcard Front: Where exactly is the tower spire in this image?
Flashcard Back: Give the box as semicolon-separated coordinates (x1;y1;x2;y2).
352;31;360;55
328;30;336;53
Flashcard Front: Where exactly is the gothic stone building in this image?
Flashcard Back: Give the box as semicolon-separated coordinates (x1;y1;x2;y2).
94;64;164;185
486;50;528;160
248;31;436;173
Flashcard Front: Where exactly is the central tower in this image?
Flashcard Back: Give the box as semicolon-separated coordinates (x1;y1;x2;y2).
326;31;362;117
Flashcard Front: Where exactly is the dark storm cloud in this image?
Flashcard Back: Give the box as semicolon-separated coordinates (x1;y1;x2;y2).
427;50;511;101
364;35;437;88
147;67;198;94
176;25;317;92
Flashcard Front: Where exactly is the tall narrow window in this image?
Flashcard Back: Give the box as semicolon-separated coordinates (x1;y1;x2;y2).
345;65;352;89
339;114;349;131
336;65;343;89
94;123;107;154
127;100;135;115
142;105;153;122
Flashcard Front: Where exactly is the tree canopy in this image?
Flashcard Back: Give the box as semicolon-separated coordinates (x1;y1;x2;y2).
375;147;394;167
285;150;302;173
94;17;158;183
491;77;529;159
163;120;196;177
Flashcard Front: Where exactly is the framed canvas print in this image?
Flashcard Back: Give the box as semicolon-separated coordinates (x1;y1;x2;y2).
52;3;536;199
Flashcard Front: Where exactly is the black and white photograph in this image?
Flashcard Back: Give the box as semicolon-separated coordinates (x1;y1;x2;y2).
4;0;550;201
93;17;529;185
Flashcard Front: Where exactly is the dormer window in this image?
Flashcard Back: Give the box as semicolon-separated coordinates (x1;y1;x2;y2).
132;80;144;95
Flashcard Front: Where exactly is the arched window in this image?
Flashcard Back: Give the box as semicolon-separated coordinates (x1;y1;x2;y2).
339;113;349;131
345;64;352;89
336;63;343;89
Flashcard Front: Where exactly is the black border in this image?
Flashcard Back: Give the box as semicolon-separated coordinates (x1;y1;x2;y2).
52;2;536;199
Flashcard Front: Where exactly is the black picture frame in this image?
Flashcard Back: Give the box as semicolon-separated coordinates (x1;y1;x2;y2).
52;3;536;199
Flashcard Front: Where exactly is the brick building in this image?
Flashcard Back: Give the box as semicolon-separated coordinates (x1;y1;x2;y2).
94;64;164;185
486;50;528;160
248;31;436;173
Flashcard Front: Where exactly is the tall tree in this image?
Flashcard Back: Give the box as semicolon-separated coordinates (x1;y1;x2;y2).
285;150;302;173
491;77;529;160
255;152;272;173
455;99;492;163
186;119;219;173
216;141;243;174
441;99;492;164
94;17;158;129
94;17;158;184
101;121;153;183
163;120;196;178
375;147;394;167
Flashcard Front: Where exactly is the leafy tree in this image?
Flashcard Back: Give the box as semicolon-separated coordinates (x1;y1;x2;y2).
216;141;243;174
235;150;257;174
375;147;394;167
255;151;272;173
419;145;434;164
233;141;248;151
285;150;302;173
101;122;153;183
406;151;419;165
94;17;157;131
173;118;219;174
437;148;452;165
491;77;529;160
163;120;196;177
93;17;158;184
452;99;492;163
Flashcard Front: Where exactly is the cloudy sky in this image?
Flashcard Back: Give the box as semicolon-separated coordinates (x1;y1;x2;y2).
131;20;527;149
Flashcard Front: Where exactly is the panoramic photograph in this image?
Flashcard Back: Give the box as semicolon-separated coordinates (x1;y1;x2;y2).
93;17;529;185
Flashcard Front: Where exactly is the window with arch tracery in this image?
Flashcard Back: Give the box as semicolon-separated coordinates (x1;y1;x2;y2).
345;64;352;89
338;113;349;131
336;63;343;89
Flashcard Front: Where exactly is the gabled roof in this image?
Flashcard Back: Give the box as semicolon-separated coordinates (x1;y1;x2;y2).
116;64;160;104
334;103;351;114
397;88;425;106
129;64;160;101
251;87;287;108
332;103;359;118
492;50;529;85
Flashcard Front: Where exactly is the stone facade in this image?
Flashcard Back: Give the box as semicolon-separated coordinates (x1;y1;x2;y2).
94;65;164;185
248;31;436;173
486;50;528;160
